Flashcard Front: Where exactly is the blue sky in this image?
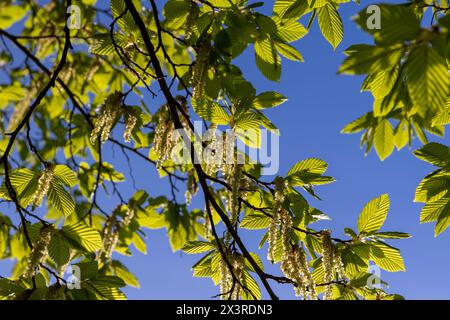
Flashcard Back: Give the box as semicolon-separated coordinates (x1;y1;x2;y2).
2;0;450;300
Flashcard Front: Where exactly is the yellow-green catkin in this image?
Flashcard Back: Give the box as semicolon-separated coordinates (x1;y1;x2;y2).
333;245;346;281
321;230;334;300
267;177;285;262
230;254;245;300
90;91;123;144
123;110;138;143
204;124;221;176
219;258;232;297
191;39;210;100
101;210;120;260
278;210;305;297
32;163;55;207
229;162;241;225
23;225;54;278
123;205;135;227
153;106;176;168
280;245;304;297
296;247;317;300
219;254;245;300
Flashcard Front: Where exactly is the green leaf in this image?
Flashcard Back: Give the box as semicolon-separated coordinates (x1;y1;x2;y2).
0;168;38;206
244;252;265;273
393;120;409;150
362;67;399;100
47;181;75;216
62;223;103;253
317;2;343;50
288;158;328;176
110;0;137;32
241;212;271;229
405;45;449;115
241;270;261;300
48;231;71;267
253;91;288;109
339;44;404;75
373;119;394;161
192;254;214;278
90;33;130;56
131;232;147;254
420;195;450;223
434;210;450;237
274;17;308;42
0;6;27;29
374;232;411;239
274;0;311;20
287;159;335;187
432;99;450;126
53;165;77;188
163;0;191;29
0;85;25;102
354;4;421;44
111;260;140;288
414;172;449;203
86;283;126;300
370;242;405;272
357;194;390;234
89;275;126;288
235;112;261;130
182;241;216;254
274;42;304;61
414;143;450;167
0;278;25;298
192;98;230;125
341;112;373;134
254;38;281;81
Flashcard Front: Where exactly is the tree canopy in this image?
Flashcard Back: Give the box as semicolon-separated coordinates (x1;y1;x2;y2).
0;0;447;300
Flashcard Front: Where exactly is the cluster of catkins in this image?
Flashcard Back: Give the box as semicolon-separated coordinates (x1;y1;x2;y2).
278;209;317;299
219;254;245;300
101;205;135;260
90;91;123;144
321;230;346;300
23;225;54;279
32;163;55;207
191;38;210;100
153;106;176;168
267;177;285;262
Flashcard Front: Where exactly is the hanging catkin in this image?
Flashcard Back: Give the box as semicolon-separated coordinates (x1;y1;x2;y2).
191;38;210;100
23;225;54;278
267;177;285;262
321;230;334;300
90;91;123;144
32;163;55;207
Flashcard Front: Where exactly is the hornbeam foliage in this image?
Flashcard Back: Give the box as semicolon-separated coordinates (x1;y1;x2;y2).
0;0;418;301
339;1;450;237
